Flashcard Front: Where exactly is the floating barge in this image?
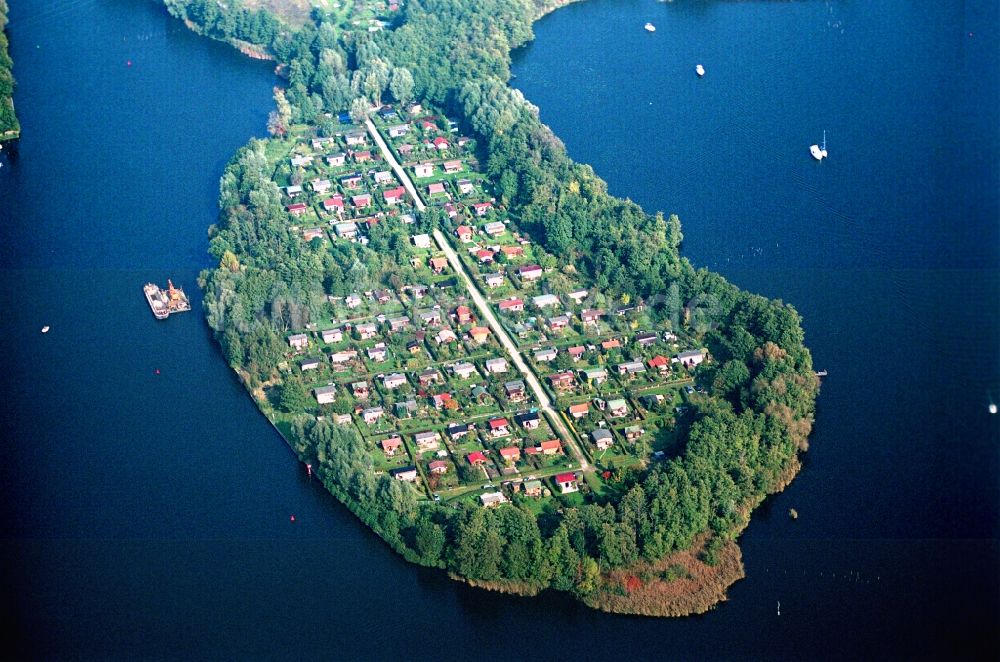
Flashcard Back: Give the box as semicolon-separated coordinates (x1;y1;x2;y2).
144;280;191;319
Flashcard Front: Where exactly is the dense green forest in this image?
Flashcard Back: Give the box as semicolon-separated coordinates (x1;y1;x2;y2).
173;0;819;612
0;0;19;139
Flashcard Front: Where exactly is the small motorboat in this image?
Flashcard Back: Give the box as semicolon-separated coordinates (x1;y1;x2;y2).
810;130;828;161
695;64;705;77
41;326;50;333
644;22;656;32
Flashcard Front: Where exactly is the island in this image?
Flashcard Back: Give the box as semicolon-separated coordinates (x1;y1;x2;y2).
165;0;819;616
0;0;18;142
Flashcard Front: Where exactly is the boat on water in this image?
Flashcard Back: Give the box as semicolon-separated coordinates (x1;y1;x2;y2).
144;280;191;319
695;64;705;77
644;22;656;32
41;326;50;333
810;130;828;160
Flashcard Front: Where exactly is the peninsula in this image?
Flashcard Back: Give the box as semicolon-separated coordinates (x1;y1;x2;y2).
0;0;19;142
167;0;818;616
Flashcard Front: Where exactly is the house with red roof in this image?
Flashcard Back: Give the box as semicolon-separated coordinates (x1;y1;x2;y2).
323;196;344;213
498;298;524;313
555;472;578;494
467;451;488;466
442;159;462;173
567;346;585;361
517;264;543;281
383;186;407;205
472;201;492;217
430;393;453;410
499;446;521;463
432;136;449;150
381;437;402;457
352;194;372;209
469;326;490;344
429;256;449;273
548;372;575;391
488;417;510;437
568;403;590;419
428;460;448;474
455;225;473;242
648;355;670;373
427;182;447;196
540;440;562;455
500;245;524;258
455;305;473;324
601;338;621;350
287;203;308;216
476;249;495;263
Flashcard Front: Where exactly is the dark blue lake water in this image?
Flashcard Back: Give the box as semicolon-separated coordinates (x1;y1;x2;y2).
1;0;997;658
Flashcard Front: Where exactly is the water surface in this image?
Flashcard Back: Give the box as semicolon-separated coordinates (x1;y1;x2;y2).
1;0;996;658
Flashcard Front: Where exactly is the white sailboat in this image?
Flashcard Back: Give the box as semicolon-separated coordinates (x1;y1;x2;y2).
810;130;828;161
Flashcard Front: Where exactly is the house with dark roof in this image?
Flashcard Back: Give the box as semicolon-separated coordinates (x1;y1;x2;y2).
591;428;614;450
382;373;407;389
394;399;418;418
534;347;558;362
676;350;705;368
483;273;504;288
288;333;309;350
505;380;526;402
391;466;418;482
314;385;337;404
414;430;440;450
298;356;321;372
362;406;384;424
515;411;540;430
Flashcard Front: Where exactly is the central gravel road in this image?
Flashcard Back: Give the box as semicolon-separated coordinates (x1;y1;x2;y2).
365;119;591;472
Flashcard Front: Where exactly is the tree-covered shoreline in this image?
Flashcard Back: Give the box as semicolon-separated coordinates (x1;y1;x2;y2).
0;0;19;140
171;0;818;615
